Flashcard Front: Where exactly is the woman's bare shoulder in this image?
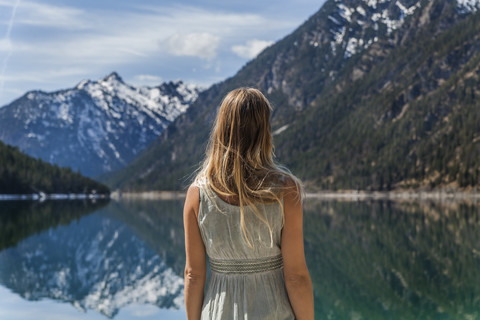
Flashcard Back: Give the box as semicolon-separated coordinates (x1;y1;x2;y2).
184;184;200;218
187;184;200;195
280;175;302;203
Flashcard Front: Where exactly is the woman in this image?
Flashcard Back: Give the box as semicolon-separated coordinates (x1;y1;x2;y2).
183;87;314;319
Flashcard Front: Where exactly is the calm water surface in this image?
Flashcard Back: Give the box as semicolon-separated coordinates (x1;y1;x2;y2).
0;198;479;319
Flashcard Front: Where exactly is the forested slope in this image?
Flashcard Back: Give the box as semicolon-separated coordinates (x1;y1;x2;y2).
105;0;480;191
0;140;109;194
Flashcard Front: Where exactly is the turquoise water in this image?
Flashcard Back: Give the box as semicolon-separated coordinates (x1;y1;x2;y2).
0;198;479;319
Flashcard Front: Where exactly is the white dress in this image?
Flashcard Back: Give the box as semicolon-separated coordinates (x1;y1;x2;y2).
197;185;295;320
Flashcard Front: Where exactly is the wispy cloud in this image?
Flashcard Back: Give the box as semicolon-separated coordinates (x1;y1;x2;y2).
164;33;220;59
0;67;91;88
15;0;85;29
232;39;274;59
0;0;320;106
133;74;163;86
6;3;291;62
0;0;20;98
0;38;13;52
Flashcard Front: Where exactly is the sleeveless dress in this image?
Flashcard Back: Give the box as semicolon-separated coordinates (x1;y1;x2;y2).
197;185;295;320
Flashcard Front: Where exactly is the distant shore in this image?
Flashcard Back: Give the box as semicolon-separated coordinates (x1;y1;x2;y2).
305;190;480;201
110;190;480;201
5;190;479;202
110;190;187;200
0;193;109;201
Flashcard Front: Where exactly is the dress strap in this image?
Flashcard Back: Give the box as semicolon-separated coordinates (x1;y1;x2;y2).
209;254;283;274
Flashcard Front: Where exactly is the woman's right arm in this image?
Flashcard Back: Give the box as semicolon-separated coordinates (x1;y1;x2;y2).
184;185;206;320
281;184;314;320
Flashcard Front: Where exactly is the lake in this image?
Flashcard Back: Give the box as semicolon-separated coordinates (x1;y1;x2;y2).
0;197;479;319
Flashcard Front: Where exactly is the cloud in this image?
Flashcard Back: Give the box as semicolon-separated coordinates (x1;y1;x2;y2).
14;0;86;29
0;67;90;86
4;3;288;66
231;39;274;59
164;33;220;60
132;74;163;86
0;1;308;106
0;0;15;7
0;0;20;98
0;38;12;52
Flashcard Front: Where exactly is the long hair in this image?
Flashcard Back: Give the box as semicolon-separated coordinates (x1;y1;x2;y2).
194;87;302;247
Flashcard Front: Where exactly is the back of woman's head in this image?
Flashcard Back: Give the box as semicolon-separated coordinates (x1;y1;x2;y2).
196;86;301;198
195;87;302;246
212;87;273;173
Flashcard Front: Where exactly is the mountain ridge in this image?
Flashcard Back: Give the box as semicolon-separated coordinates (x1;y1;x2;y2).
0;73;201;177
68;1;480;191
273;0;480;190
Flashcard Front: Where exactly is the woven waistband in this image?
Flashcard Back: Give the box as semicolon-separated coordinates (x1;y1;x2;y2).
209;254;283;274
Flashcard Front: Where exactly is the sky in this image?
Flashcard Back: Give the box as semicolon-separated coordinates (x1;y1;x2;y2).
0;0;326;107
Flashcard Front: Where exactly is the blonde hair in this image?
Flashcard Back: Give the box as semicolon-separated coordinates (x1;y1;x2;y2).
194;87;302;247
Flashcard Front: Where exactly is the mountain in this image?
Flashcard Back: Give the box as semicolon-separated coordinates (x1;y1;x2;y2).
0;72;201;177
105;0;480;192
0;140;109;195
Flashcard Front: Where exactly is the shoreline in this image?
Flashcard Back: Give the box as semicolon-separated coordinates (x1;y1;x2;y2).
0;193;109;201
306;190;480;200
111;190;480;201
305;190;480;201
110;191;187;200
4;190;480;202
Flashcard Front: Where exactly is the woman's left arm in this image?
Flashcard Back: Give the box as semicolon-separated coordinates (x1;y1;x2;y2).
183;185;206;320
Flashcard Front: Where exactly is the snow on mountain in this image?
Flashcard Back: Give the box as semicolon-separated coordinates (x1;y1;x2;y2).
324;0;480;60
0;72;201;177
0;212;184;318
457;0;480;13
324;0;422;58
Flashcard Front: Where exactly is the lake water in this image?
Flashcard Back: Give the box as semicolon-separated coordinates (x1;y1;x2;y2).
0;198;479;319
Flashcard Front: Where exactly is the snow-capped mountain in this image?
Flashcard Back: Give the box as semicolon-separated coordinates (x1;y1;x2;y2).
106;0;480;191
320;0;480;60
0;210;184;318
324;0;421;58
0;72;201;177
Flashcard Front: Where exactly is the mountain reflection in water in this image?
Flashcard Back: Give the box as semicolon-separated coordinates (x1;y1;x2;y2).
0;199;185;318
0;198;479;319
305;199;480;319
